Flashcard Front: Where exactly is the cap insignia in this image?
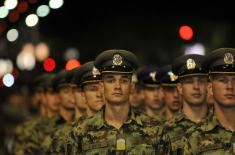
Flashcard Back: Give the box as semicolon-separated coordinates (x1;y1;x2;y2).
149;71;157;82
224;52;234;64
92;67;100;77
113;54;123;66
168;71;178;82
186;58;196;70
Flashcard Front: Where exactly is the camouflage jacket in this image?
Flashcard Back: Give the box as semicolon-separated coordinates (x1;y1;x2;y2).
63;108;167;155
12;115;66;155
163;106;213;154
50;116;86;155
182;112;235;155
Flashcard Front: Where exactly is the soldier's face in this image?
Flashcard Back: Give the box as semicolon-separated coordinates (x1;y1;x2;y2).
72;87;87;110
210;74;235;107
58;85;75;110
129;86;144;107
83;82;104;111
143;86;163;109
163;86;182;111
45;91;59;112
177;76;208;106
102;73;132;105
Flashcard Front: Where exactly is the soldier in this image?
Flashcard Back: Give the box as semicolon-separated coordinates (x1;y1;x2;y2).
137;66;164;121
40;69;78;154
12;73;59;155
50;61;104;154
129;73;145;113
63;49;165;154
159;65;182;121
52;70;75;122
182;48;235;154
78;61;104;117
163;54;212;153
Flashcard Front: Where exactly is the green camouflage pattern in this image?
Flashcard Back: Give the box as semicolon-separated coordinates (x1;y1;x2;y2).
182;112;235;155
61;108;167;155
163;106;213;154
12;115;66;155
50;116;86;155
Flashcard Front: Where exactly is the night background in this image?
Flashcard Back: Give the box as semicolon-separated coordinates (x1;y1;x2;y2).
0;0;235;101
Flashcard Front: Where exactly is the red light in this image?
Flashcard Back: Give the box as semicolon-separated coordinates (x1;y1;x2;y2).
43;58;56;72
0;22;7;33
179;25;193;41
17;1;28;13
65;59;80;71
12;68;20;79
8;10;20;23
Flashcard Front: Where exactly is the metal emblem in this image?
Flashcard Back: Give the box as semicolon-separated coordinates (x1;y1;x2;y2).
149;71;157;82
168;71;178;82
116;138;126;150
186;58;196;70
92;67;100;77
112;54;123;66
224;52;234;64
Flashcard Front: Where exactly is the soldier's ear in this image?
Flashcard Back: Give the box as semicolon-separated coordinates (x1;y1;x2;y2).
207;82;213;96
176;83;183;95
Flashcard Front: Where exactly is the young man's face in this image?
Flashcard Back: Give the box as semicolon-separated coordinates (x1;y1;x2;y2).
83;82;104;111
143;86;163;109
102;73;132;105
209;74;235;107
45;90;59;112
177;76;208;106
163;86;182;111
72;87;87;110
58;85;75;110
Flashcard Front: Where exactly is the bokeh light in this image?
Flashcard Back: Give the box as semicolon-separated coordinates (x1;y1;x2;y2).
6;28;19;42
36;5;50;17
49;0;64;9
65;59;80;70
35;42;50;61
0;6;9;18
25;14;39;27
3;73;14;87
179;25;193;41
43;58;56;72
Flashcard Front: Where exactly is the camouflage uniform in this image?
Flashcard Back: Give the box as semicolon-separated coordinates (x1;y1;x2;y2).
163;107;213;154
181;112;235;155
12;115;66;155
50;116;86;155
63;108;165;155
12;115;46;155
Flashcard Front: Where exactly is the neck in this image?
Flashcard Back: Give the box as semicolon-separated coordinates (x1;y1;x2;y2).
144;106;160;118
166;108;178;121
75;107;86;119
214;103;235;131
183;100;207;123
59;106;74;122
86;107;97;117
105;101;130;129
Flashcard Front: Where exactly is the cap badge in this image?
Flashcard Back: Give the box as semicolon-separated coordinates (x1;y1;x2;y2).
92;67;100;77
149;71;157;82
113;54;123;66
168;71;178;82
186;58;196;70
224;52;234;64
